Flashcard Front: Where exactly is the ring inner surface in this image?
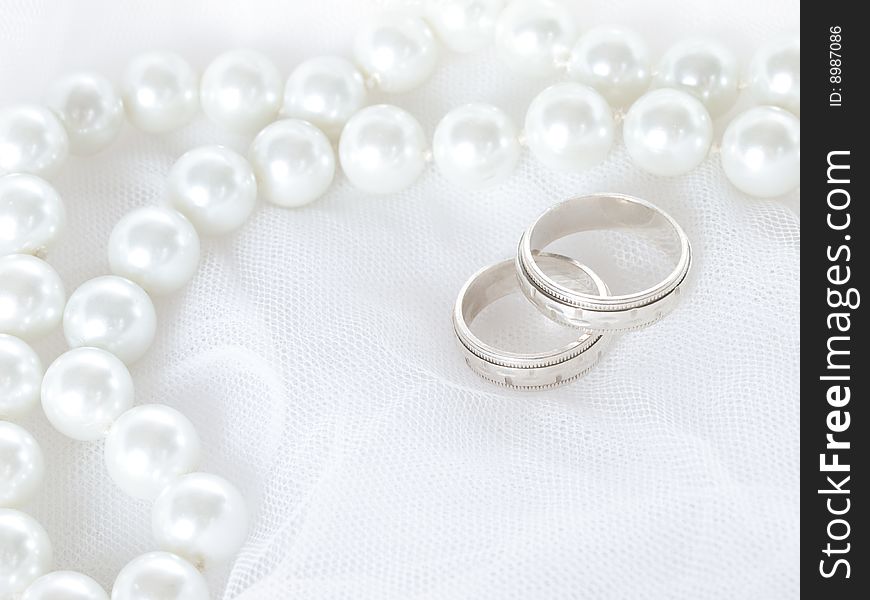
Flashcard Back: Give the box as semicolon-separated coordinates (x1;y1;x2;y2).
462;254;600;357
528;195;685;299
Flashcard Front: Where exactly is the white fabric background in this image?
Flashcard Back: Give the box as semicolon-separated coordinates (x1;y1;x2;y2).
1;0;800;598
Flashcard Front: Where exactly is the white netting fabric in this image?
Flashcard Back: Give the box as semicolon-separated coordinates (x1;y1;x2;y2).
1;0;799;598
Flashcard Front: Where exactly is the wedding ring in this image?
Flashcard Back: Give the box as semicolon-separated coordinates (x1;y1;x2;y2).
516;193;691;332
453;253;612;390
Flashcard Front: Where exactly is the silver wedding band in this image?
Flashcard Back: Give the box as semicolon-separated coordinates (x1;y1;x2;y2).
453;253;612;390
453;192;692;389
517;193;692;332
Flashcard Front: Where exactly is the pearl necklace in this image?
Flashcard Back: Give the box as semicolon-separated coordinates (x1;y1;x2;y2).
0;1;799;598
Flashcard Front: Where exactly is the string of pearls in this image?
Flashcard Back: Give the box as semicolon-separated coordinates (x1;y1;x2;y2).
0;1;799;598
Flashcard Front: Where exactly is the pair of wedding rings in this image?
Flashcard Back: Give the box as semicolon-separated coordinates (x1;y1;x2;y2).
453;193;692;390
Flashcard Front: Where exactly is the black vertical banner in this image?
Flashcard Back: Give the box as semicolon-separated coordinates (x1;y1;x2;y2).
803;3;867;596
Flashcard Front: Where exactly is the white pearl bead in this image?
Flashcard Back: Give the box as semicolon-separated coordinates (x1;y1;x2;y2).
122;52;199;133
45;72;124;155
433;103;520;188
0;509;52;597
339;105;427;195
424;0;505;53
108;206;200;296
281;56;367;140
152;473;249;567
0;335;43;419
249;119;335;208
201;50;282;133
41;347;134;441
0;105;69;178
653;39;739;118
105;404;201;500
623;88;713;177
353;14;439;94
63;276;156;365
567;27;651;106
22;571;108;600
111;552;208;600
167;145;257;235
0;422;44;507
0;174;65;256
0;255;65;341
748;36;800;116
494;0;577;77
524;82;614;172
721;106;800;198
